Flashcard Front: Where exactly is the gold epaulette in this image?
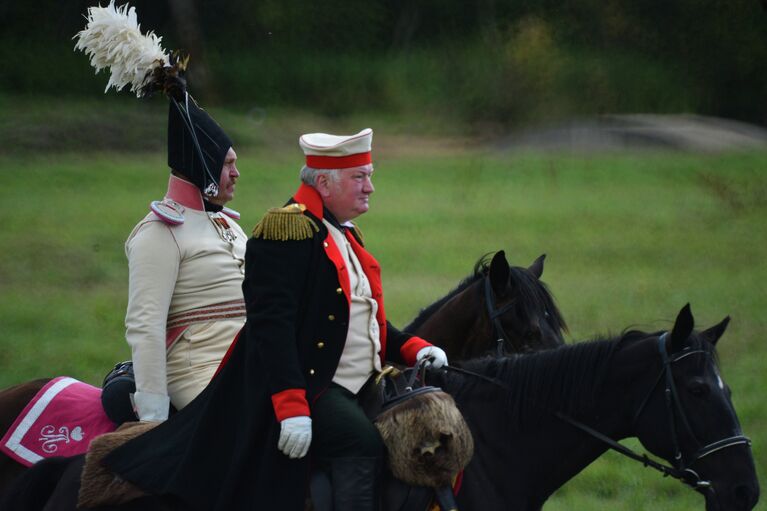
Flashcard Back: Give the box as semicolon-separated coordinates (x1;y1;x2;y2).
252;203;319;241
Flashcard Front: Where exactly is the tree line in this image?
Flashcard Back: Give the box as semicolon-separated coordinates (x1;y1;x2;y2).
1;0;765;126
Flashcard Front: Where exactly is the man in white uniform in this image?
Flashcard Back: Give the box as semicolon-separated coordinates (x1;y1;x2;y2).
114;98;247;422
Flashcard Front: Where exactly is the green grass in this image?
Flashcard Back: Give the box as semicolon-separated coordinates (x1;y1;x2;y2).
0;113;765;509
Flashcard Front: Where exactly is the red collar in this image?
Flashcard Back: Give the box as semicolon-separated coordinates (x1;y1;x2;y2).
293;184;325;219
166;175;205;211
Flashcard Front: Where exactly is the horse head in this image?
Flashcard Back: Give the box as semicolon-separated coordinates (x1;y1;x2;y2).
435;305;757;510
408;250;567;361
630;304;759;511
482;250;567;354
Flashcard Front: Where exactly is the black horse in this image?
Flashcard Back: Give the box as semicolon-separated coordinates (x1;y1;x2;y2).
1;305;758;510
0;250;566;494
440;304;759;510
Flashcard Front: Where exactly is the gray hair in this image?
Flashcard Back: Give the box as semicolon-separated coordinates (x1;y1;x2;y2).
299;164;373;188
299;166;340;187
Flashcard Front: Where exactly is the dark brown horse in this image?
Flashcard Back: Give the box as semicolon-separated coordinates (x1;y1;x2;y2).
405;250;566;359
1;305;758;510
0;379;51;494
0;250;567;495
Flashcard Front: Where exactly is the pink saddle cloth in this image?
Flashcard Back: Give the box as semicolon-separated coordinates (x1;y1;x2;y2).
0;376;117;466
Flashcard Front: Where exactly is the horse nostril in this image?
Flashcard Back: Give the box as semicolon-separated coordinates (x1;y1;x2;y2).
733;483;757;508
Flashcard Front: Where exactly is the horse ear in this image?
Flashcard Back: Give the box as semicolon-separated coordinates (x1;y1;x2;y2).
489;250;511;297
700;316;730;346
528;254;546;279
670;303;695;352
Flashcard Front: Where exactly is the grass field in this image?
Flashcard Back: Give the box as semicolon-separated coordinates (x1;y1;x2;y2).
0;105;765;509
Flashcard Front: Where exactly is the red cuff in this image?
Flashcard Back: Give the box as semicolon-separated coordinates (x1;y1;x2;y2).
400;336;433;366
271;388;310;421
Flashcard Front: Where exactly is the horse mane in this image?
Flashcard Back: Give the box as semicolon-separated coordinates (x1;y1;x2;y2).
404;254;568;334
404;257;487;333
507;263;568;335
443;333;636;430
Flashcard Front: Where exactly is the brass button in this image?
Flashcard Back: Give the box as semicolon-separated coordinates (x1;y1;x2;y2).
323;242;329;248
336;287;343;294
317;342;325;349
309;369;315;375
328;315;335;321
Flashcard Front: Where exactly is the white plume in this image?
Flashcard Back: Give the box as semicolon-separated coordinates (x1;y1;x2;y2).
74;1;169;96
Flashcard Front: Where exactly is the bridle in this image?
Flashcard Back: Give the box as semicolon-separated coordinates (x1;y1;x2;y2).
483;275;520;356
626;333;751;488
556;333;751;490
444;331;752;491
483;273;560;356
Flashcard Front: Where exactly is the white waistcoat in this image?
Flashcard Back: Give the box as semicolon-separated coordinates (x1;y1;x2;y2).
324;220;382;394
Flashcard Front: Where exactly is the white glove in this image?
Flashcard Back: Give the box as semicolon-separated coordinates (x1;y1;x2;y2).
416;346;449;369
278;416;312;459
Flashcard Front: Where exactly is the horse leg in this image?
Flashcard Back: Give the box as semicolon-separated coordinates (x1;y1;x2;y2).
0;460;28;500
41;455;85;511
2;454;176;511
0;378;52;495
0;455;76;511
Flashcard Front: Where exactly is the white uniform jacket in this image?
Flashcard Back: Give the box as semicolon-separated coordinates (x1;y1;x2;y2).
125;175;246;421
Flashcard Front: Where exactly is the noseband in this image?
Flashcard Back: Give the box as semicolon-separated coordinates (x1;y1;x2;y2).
483;276;519;356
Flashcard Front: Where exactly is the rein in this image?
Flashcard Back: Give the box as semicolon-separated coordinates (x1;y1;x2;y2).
442;333;751;491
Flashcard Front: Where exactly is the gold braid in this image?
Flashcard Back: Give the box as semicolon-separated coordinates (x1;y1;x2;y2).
252;203;319;241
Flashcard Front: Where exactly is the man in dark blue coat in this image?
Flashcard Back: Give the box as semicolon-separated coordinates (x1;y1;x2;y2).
104;128;448;510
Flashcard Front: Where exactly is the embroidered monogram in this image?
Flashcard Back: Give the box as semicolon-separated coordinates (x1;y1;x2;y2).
39;425;85;453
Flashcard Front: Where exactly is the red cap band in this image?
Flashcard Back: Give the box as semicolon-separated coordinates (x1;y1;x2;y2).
306;152;372;169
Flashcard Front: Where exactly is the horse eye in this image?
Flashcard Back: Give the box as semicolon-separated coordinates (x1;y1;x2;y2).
687;380;710;397
525;326;542;340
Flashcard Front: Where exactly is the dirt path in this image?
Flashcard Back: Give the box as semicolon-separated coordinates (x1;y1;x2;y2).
497;114;767;152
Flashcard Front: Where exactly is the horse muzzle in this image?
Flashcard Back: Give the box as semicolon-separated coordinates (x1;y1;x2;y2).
703;477;760;511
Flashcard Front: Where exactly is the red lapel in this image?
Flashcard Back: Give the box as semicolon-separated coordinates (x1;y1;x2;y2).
345;230;388;361
292;184;388;361
292;184;352;304
323;235;351;304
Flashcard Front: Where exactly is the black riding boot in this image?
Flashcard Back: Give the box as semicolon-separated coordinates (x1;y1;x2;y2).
330;457;380;511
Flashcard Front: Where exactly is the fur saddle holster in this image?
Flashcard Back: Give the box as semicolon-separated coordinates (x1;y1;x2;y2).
371;365;474;489
77;421;158;508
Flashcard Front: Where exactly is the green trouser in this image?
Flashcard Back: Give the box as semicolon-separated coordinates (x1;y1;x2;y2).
311;383;384;463
311;383;383;511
